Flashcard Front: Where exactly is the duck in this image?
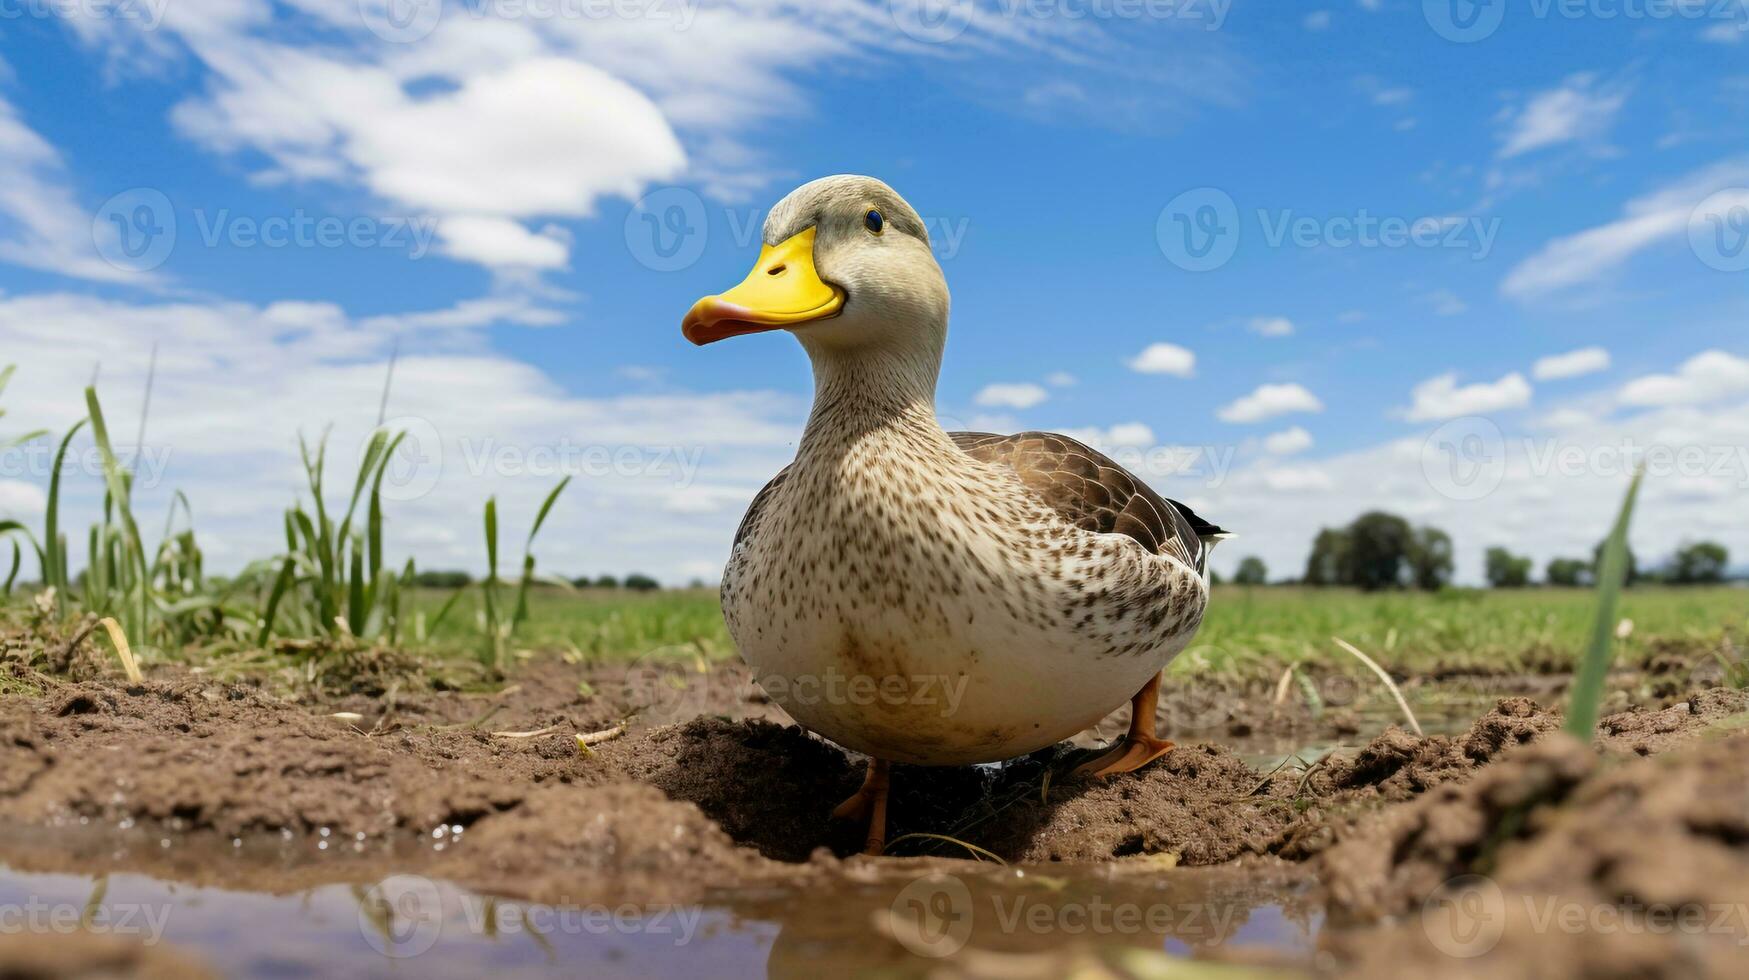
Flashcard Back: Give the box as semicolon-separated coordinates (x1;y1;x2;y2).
682;175;1227;855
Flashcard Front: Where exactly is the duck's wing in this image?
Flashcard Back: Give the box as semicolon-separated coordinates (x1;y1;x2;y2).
951;431;1227;574
732;466;790;550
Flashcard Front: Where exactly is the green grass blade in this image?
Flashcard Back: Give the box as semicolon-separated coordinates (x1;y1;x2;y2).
44;419;89;601
524;476;572;548
258;557;297;646
3;538;19;595
513;477;572;627
85;387;152;641
428;584;468;632
1565;471;1645;739
484;497;500;581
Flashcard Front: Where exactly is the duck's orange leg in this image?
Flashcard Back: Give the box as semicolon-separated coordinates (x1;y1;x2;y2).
1072;671;1175;780
831;758;892;855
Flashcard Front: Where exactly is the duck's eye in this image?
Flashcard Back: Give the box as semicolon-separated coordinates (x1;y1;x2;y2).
863;209;884;235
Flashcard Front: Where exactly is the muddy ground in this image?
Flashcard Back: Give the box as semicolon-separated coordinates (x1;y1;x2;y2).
1;640;1748;977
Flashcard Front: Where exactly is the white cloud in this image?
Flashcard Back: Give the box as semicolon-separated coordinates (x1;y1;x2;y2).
1054;423;1156;449
1533;347;1611;381
1218;383;1324;424
0;96;144;284
1619;350;1749;407
50;1;1242;278
1403;372;1533;421
1248;316;1295;337
0;292;805;584
1262;465;1334;492
1127;342;1196;377
1045;372;1077;387
1502;159;1749;298
1496;73;1627;159
1197;394;1749;586
436;216;572;269
0;479;46;519
1263;426;1314;455
1372;88;1413;106
1424;289;1467;316
974;383;1050;410
1701;23;1743;44
1303;11;1332;30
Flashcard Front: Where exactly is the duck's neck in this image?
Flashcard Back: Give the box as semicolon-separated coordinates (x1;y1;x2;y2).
797;338;953;459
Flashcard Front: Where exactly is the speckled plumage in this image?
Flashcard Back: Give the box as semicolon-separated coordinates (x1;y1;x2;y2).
709;176;1222;766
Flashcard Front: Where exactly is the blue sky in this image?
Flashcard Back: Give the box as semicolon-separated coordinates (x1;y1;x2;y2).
1;1;1746;584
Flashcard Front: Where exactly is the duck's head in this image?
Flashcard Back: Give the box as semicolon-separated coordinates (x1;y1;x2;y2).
682;175;948;356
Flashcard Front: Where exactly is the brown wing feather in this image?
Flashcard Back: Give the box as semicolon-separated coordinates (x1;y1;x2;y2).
733;431;1221;572
952;431;1208;572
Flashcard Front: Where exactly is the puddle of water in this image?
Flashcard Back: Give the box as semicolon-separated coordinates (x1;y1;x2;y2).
0;857;1321;978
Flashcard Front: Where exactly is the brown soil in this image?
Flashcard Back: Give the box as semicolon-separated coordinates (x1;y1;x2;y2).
1319;722;1749;978
2;644;1748;976
0;933;217;980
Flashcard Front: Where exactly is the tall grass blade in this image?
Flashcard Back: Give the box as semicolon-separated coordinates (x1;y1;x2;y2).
85;387;151;640
1565;470;1645;739
513;476;571;626
43;419;88;606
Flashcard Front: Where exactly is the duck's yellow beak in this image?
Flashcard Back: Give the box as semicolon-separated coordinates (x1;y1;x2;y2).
683;227;846;346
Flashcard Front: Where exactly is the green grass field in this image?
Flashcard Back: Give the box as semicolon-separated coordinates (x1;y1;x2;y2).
416;582;1748;678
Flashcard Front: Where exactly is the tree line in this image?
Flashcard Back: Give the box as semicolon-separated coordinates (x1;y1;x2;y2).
409;571;672;592
1219;510;1734;590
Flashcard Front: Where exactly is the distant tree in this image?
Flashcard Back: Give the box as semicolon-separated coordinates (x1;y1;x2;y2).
1346;512;1416;591
1409;527;1455;592
1303;528;1352;586
1545;557;1590;587
623;573;661;592
1234;556;1268;586
594;575;620;589
687;578;709;590
1592;540;1639;586
1485;547;1534;588
1208;569;1224;586
1670;541;1729;585
413;570;472;589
